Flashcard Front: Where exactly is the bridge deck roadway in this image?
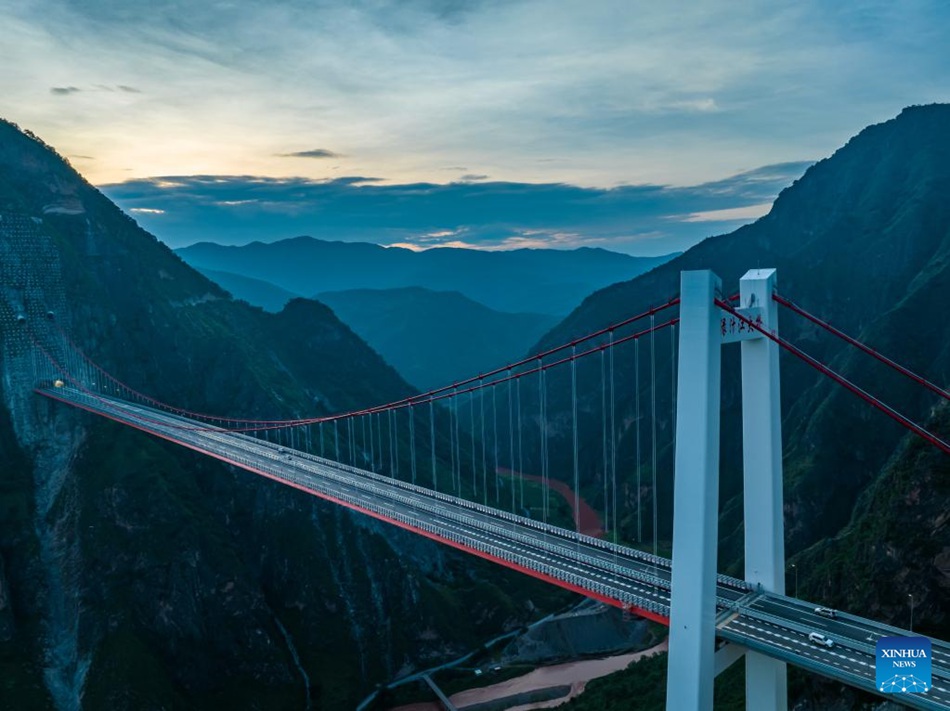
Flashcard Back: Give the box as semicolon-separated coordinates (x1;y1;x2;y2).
37;386;950;709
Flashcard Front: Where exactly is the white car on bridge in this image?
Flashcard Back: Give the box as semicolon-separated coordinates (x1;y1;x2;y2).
808;632;834;649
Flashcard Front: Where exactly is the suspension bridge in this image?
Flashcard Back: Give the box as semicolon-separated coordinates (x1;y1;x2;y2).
22;269;950;710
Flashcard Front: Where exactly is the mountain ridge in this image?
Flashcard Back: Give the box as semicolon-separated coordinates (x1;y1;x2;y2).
318;286;558;390
533;103;950;638
176;236;678;316
195;267;301;313
0;117;569;710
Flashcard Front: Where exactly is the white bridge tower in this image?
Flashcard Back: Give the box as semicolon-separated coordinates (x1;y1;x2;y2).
666;268;787;711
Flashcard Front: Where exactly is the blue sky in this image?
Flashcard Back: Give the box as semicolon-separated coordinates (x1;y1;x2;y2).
1;0;948;253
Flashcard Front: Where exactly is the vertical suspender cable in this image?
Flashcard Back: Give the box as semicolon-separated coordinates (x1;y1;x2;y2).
377;411;384;472
601;348;608;535
430;399;437;491
376;413;383;469
450;389;458;493
507;370;515;513
368;411;375;471
334;420;340;462
635;337;641;542
492;383;500;505
671;322;677;448
538;358;547;523
394;409;400;479
516;374;524;512
457;390;464;494
543;363;551;522
409;404;417;485
609;330;617;544
469;392;477;498
370;412;383;472
480;378;487;505
651;312;658;559
389;409;395;475
361;415;368;467
319;422;325;458
571;344;580;533
342;417;348;463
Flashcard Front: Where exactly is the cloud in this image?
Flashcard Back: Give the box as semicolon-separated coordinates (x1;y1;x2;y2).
101;160;812;255
7;1;946;188
459;174;488;182
52;84;142;96
129;207;165;214
278;148;342;159
385;242;427;251
680;203;772;223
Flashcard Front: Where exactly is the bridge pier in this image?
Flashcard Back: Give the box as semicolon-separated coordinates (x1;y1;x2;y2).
740;268;787;711
666;270;722;710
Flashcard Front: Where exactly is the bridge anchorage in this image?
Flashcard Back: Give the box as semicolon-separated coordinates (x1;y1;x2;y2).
25;267;950;711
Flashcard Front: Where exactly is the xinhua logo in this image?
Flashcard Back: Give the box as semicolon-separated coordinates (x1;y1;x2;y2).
876;636;931;694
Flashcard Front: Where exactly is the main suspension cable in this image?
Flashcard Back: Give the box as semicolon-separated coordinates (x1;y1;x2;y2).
774;293;950;402
717;299;950;456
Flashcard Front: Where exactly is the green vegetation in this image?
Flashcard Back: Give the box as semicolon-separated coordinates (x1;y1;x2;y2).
505;104;950;703
530;103;950;601
793;403;950;639
0;400;53;710
0;118;573;710
318;287;557;390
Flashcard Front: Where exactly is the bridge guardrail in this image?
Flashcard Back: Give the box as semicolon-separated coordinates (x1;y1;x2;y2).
96;395;671;618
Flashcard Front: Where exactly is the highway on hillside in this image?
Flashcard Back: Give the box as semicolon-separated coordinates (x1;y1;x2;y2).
38;386;950;710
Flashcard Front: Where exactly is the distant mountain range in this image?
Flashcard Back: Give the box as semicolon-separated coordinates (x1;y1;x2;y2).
195;267;301;312
192;270;559;391
318;287;558;390
176;238;677;316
